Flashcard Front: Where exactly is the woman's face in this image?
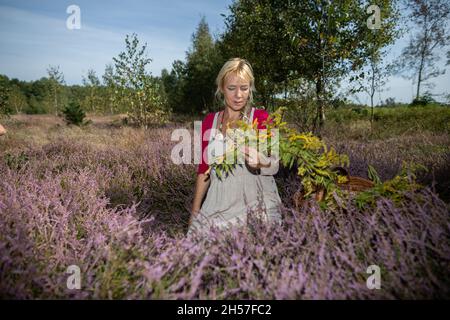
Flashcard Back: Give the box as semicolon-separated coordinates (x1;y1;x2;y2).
222;73;250;112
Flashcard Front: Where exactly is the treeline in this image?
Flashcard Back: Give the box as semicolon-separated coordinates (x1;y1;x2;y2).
0;71;129;115
1;0;449;130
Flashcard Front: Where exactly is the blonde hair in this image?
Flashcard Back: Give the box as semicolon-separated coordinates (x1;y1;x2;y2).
215;58;256;118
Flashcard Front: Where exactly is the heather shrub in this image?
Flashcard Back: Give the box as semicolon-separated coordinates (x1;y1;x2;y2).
0;114;449;299
1;163;449;299
324;133;450;202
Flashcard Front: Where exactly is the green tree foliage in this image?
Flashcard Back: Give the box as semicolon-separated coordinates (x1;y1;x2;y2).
47;65;66;115
220;0;400;132
394;0;450;100
161;60;188;114
22;77;52;114
354;1;400;126
82;69;102;114
8;84;28;114
411;92;436;106
0;72;116;116
112;33;170;128
102;64;121;114
62;100;86;126
0;75;12;117
184;16;223;114
162;17;223;115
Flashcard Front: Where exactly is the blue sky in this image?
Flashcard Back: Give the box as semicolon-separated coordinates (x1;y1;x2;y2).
0;0;233;82
0;0;449;104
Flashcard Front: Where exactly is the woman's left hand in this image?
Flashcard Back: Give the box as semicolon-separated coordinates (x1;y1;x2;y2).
241;146;271;170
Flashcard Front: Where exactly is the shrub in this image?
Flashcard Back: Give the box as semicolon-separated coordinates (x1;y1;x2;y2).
1;117;449;299
24;103;47;115
62;101;87;126
411;94;436;106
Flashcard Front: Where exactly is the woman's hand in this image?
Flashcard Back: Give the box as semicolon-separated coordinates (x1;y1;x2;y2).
189;208;200;228
241;146;271;170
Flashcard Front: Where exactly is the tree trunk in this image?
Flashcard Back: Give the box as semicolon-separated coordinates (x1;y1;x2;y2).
370;59;375;131
315;76;325;136
54;86;58;116
416;54;424;100
416;15;428;100
370;93;374;133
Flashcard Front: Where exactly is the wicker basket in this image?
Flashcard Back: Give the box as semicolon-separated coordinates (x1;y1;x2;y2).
293;166;375;210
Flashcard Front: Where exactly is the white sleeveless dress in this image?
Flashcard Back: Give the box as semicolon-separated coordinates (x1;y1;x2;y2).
188;107;283;235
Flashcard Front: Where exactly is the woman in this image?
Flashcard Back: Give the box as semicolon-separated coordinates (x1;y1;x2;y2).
188;58;282;235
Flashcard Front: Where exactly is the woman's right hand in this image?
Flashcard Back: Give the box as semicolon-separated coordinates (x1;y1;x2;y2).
189;209;200;228
191;173;211;227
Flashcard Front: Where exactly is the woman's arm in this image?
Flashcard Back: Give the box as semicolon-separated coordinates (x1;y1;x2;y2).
242;146;280;176
189;173;211;227
250;108;280;175
259;153;280;176
189;112;215;227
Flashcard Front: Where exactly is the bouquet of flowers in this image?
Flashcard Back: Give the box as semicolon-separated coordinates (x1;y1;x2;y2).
207;107;425;210
205;115;279;179
206;107;350;209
